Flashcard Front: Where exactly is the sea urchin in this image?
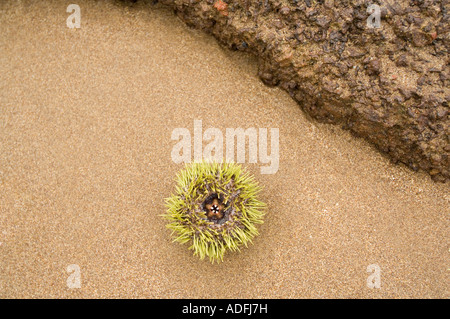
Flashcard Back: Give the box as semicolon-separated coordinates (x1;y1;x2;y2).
163;162;266;263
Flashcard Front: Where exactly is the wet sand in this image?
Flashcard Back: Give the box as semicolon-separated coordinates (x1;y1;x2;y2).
0;0;448;298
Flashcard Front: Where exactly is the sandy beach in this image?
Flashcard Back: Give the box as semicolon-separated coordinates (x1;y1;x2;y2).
0;0;448;298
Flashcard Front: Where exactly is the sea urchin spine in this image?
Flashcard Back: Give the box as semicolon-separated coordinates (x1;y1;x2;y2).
163;162;266;263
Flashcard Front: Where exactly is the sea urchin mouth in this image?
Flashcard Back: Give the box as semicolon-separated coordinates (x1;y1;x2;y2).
163;162;266;263
203;193;226;222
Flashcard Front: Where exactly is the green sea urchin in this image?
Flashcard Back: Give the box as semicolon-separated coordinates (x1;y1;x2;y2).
163;162;266;263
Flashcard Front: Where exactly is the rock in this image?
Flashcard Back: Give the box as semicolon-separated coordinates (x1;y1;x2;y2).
153;0;449;182
316;15;331;28
279;7;290;15
411;29;433;47
366;58;381;75
396;54;408;67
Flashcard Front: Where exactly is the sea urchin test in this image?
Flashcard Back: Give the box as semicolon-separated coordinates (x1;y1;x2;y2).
163;162;266;263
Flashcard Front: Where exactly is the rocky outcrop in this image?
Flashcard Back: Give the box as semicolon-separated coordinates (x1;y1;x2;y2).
134;0;450;181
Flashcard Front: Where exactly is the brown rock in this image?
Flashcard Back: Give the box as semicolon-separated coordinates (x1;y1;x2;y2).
366;58;382;75
156;0;450;181
411;29;433;47
396;54;408;67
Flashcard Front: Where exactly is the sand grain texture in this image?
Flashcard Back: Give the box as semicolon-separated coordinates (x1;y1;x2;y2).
0;0;448;298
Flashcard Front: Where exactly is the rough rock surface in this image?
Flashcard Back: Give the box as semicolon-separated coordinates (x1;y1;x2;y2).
134;0;449;181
